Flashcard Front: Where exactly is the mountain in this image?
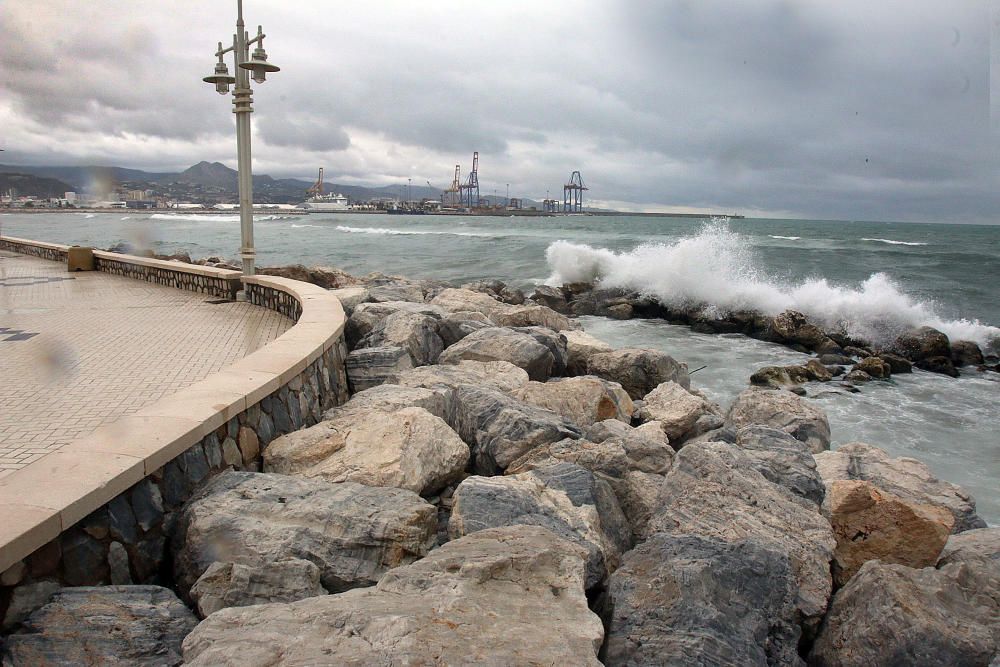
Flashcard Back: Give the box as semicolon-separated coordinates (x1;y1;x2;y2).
0;165;173;190
160;161;239;189
0;172;75;198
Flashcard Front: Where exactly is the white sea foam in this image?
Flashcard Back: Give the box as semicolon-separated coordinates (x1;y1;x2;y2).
545;222;1000;350
149;213;295;222
769;235;801;240
335;225;489;237
862;238;928;246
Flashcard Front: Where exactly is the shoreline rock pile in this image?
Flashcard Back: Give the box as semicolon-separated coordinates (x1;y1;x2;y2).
3;270;996;665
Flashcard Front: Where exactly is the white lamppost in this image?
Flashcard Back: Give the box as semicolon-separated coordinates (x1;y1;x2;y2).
202;0;279;277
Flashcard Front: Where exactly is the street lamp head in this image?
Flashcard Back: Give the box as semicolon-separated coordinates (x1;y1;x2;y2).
240;46;279;84
203;46;236;94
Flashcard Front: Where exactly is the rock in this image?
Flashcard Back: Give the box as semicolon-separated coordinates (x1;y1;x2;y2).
172;471;437;597
461;279;525;305
878;351;913;373
436;311;492;347
449;386;583;475
584;420;674;473
530;284;569;312
190;559;325;617
511;325;570;375
725;387;831;453
493;304;576;332
430;287;509;316
328;286;370;315
809;560;998;667
513;376;633;427
952;340;985;367
2;586;197;666
893;325;952;361
825;479;954;586
854;355;891;379
843;368;873;383
0;561;26;587
438;327;554;381
367;282;425;303
344;345;413;393
346;301;446;348
108;541;133;585
1;580;60;632
263;407;469;496
937;527;1000;568
735;425;826;506
182;526;604;667
603;534;802;667
767;310;827;349
260;264;358;290
646;440;836;624
819;353;853;365
563;329;613;375
393;358;529;395
814;442;986;533
637;381;718;443
587;348;690;399
322;382;448;421
916;355;960;377
449;463;632;588
358;311;443;366
604;303;633;319
751;360;833;388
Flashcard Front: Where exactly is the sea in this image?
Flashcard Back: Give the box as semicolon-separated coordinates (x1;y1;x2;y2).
2;211;998;524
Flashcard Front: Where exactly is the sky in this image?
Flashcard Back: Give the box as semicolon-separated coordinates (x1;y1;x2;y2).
1;1;997;222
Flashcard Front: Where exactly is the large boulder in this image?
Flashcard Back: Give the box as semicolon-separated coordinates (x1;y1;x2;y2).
951;340;985;367
809;560;999;667
182;526;605;666
430;287;510;317
603;534;802;667
725;387;831;453
637;381;719;443
344;345;413;393
449;463;632;588
814;442;986;533
585;419;674;473
392;359;529;396
563;329;613;375
892;325;951;361
438;327;555;381
366;282;425;303
512;326;570;375
2;586;197;666
189;559;325;618
646;440;836;625
494;304;576;332
937;527;1000;568
449;386;583;474
514;376;633;427
436;311;492;347
322;383;448;421
264;407;469;496
734;425;826;506
767;309;828;348
357;311;443;366
750;360;833;388
172;471;437;598
825;480;954;587
346;300;446;348
531;284;569;313
587;348;690;399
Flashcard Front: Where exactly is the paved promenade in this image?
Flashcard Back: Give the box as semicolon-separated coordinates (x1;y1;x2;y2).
0;251;293;478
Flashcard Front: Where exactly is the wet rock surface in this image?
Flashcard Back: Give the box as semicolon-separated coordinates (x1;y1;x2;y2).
514;375;634;427
438;327;555;381
725;387;832;453
586;347;690;399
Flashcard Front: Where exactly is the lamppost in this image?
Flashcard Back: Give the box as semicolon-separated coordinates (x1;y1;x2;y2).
202;0;279;277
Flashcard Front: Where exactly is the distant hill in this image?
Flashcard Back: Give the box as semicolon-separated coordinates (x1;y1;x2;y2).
0;172;74;198
0;165;173;190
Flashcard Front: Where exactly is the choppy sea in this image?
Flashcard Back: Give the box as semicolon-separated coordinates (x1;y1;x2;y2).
3;211;997;523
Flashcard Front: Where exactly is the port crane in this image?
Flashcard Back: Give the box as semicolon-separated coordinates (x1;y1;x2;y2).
458;152;480;209
563;170;587;213
306;167;324;197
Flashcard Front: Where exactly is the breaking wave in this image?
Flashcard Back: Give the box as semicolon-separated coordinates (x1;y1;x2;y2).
335;225;490;237
545;222;999;350
769;235;801;240
149;213;296;222
862;238;928;246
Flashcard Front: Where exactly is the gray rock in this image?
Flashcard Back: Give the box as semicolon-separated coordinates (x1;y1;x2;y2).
392;359;529;395
108;541;133;585
346;300;446;348
937;527;1000;567
450;464;632;589
172;471;437;597
725;386;832;453
735;425;826;505
647;440;836;625
438;327;555;381
107;494;139;544
328;286;370;315
952;340;985;367
514;376;634;427
182;526;604;667
892;325;951;362
584;419;673;473
814;442;986;533
2;586;197;666
449;385;583;474
637;381;719;443
809;560;998;667
359;311;444;366
322;383;448;421
345;345;413;393
61;529;108;586
562;329;613;376
586;347;690;399
603;534;803;667
437;311;492;347
189;559;325;617
1;580;60;632
179;445;210;488
492;303;577;332
264;407;469;496
531;284;569;312
511;326;570;376
367;282;425;303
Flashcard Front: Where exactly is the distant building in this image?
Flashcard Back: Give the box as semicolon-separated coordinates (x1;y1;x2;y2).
64;192;77;203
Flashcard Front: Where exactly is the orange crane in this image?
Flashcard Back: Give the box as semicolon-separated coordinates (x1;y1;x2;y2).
306;167;324;197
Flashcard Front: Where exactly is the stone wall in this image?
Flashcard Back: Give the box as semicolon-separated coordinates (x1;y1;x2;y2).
0;237;67;263
94;254;241;300
0;271;349;630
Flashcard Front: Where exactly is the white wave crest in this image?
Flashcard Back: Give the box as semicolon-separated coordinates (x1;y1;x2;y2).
545;222;999;350
149;213;296;223
769;235;801;240
862;238;928;246
335;225;489;237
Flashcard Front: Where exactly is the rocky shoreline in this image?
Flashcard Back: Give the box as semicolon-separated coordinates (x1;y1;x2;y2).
2;261;997;665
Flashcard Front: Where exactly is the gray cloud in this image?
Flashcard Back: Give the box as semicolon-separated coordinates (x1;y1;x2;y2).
1;0;996;222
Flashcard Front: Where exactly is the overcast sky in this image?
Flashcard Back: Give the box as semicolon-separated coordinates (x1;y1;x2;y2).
1;1;996;221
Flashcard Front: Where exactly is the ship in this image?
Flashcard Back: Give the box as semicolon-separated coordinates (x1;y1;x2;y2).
297;167;349;211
